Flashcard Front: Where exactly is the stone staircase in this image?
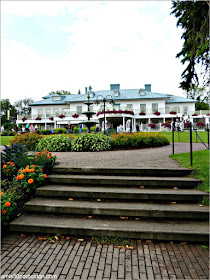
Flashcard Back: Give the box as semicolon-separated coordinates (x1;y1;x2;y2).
10;167;209;243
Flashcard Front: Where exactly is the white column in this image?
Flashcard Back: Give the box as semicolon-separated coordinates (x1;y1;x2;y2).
133;118;136;132
123;116;125;132
45;123;47;130
163;117;165;123
54;122;56;129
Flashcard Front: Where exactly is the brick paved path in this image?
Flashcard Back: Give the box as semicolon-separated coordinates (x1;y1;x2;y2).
1;233;209;280
54;143;206;168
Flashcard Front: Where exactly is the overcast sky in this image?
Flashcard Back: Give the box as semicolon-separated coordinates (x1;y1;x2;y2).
2;1;186;104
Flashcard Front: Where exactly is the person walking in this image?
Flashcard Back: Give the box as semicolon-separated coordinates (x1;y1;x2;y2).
79;124;82;133
30;123;33;132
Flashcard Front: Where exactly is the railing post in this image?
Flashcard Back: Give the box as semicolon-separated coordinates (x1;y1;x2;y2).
190;122;193;166
172;120;175;154
207;124;210;149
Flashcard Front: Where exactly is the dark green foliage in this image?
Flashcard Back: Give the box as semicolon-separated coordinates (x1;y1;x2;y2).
1;130;15;136
36;135;71;152
171;1;209;91
1;144;29;169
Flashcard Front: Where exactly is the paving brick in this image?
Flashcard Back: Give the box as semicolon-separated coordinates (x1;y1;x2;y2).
118;264;125;279
89;262;98;277
95;269;104;280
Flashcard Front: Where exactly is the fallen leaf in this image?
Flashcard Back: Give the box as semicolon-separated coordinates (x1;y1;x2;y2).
129;246;134;250
60;235;64;240
117;246;122;249
88;216;93;219
199;204;204;207
20;234;25;238
120;216;126;219
140;186;144;189
17;213;22;217
170;241;173;244
44;235;49;238
66;237;70;240
54;236;59;240
137;240;142;243
78;239;84;242
91;237;94;240
173;187;178;190
38;236;43;241
146;240;153;243
68;198;73;201
180;242;187;245
126;245;129;249
171;202;176;204
135;218;141;220
50;240;55;244
97;199;101;202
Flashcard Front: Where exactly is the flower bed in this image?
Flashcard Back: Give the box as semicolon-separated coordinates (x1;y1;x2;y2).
162;123;171;128
96;110;134;117
148;123;156;128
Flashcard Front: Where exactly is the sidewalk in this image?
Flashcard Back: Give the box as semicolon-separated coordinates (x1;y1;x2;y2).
1;143;209;280
1;233;209;280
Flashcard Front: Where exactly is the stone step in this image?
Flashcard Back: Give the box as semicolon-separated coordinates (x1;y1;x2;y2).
24;198;209;220
10;214;209;243
47;174;202;189
37;185;208;202
53;166;193;177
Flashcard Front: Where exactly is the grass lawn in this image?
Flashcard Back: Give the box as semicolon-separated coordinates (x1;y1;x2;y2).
170;149;209;205
0;136;14;146
161;131;208;143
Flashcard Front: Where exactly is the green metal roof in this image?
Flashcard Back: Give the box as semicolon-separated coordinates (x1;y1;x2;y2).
30;89;196;106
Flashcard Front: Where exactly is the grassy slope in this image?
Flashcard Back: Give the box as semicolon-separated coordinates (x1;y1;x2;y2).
170;149;209;205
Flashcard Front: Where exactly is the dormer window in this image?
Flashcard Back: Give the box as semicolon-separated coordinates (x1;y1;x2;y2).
53;96;62;101
139;89;145;96
114;90;119;97
89;91;94;98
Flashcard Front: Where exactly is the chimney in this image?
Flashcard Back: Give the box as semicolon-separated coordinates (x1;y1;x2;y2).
145;84;151;92
110;84;120;91
85;87;87;94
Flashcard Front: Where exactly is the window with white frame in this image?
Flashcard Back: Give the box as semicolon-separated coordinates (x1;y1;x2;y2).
45;109;51;117
54;109;59;117
113;104;120;111
174;107;180;113
127;104;133;111
62;108;69;116
140;104;146;113
165;107;169;114
38;109;43;117
183;106;188;115
152;103;158;113
52;96;61;101
77;106;83;114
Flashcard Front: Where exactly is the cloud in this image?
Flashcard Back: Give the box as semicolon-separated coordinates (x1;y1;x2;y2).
1;1;187;104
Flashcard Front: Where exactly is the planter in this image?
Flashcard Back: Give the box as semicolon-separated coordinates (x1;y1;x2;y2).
139;112;146;116
72;114;79;118
170;111;177;115
49;117;54;121
154;112;160;116
59;115;65;119
22;117;27;122
35;117;41;121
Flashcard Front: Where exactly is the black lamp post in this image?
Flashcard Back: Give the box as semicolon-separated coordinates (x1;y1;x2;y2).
95;95;115;134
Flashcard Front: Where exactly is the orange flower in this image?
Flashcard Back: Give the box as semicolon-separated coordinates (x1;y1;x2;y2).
16;175;20;180
30;168;35;172
43;174;47;179
3;165;7;168
28;178;34;184
12;164;15;167
19;174;25;179
1;191;3;196
35;153;38;156
7;162;10;164
5;201;11;207
47;156;51;158
10;162;14;165
32;165;36;168
2;209;6;214
6;169;10;172
22;170;26;173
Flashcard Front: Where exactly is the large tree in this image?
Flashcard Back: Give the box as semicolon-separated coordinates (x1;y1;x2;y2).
48;90;71;95
14;98;34;115
1;99;17;126
171;1;209;91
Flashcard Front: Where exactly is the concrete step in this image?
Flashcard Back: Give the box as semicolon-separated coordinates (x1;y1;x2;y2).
47;174;202;189
37;185;208;202
10;214;209;243
53;166;193;177
24;198;209;220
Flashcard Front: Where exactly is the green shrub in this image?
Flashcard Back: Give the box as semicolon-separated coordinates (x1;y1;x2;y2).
9;133;43;151
1;189;17;225
111;132;170;149
36;135;71;152
71;134;111;152
53;128;67;134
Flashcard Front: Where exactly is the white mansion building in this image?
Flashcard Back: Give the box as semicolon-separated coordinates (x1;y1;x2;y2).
16;84;209;131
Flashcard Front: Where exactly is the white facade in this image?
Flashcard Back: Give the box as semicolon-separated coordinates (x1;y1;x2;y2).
16;84;209;131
